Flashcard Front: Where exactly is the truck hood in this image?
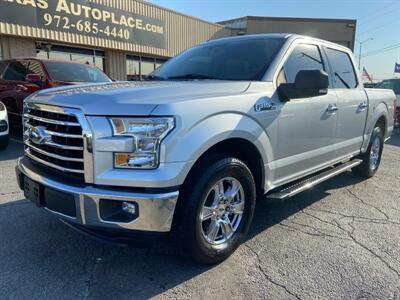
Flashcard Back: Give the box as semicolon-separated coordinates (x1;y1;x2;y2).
27;81;250;116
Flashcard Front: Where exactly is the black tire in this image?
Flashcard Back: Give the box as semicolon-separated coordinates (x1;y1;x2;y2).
174;154;256;264
352;126;384;178
0;134;9;150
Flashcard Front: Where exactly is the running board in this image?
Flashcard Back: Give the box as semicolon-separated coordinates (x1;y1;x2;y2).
267;159;363;200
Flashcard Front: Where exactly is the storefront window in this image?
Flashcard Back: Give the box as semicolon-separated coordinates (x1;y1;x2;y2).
156;59;166;69
141;57;155;79
36;44;105;71
126;56;168;81
127;56;140;81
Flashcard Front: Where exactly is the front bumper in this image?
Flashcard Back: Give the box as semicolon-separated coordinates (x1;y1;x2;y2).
16;157;179;233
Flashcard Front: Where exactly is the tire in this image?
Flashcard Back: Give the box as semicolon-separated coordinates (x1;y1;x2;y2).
175;154;256;264
0;134;9;150
352;126;384;178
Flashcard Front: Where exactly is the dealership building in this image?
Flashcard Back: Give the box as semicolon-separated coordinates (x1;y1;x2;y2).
0;0;356;81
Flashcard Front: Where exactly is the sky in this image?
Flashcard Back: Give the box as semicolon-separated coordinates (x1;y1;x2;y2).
147;0;400;81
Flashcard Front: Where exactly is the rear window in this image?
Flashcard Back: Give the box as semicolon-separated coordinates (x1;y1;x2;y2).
377;79;400;94
43;61;110;83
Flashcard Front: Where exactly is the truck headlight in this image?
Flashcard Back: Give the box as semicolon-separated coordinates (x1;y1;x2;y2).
110;117;174;169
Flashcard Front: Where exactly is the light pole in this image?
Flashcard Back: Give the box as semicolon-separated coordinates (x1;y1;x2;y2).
358;38;373;70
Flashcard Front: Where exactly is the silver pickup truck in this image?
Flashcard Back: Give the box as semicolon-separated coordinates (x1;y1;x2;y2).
16;34;396;264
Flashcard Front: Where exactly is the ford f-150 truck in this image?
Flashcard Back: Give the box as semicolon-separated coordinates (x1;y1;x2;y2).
16;34;396;264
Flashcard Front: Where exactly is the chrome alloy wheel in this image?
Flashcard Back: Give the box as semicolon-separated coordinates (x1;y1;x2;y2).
369;136;381;171
200;177;245;245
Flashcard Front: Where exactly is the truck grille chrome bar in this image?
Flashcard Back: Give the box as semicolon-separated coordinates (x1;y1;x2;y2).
23;103;92;182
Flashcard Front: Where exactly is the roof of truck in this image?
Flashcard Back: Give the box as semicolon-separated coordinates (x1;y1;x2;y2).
206;33;351;51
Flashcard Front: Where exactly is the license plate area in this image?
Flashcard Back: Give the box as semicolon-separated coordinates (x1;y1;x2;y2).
24;177;42;206
23;176;77;218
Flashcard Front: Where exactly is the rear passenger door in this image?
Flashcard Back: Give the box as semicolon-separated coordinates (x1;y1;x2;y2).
324;47;368;158
273;42;338;184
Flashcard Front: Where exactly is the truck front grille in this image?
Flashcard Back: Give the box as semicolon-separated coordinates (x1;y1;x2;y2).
23;104;86;181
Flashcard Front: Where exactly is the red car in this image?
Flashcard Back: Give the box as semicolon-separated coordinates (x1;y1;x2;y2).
0;58;111;129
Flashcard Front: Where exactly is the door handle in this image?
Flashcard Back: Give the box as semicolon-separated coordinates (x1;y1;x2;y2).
326;104;338;113
358;101;368;111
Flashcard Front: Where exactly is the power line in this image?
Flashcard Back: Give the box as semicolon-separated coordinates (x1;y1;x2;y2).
357;2;399;25
361;42;400;58
357;16;400;36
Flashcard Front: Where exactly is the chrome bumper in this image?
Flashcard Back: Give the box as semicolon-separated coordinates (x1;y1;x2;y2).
16;157;179;233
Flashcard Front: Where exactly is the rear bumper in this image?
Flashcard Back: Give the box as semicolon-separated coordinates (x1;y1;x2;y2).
16;157;179;233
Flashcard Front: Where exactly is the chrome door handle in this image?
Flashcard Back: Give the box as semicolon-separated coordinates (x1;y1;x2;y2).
326;104;338;113
358;101;368;111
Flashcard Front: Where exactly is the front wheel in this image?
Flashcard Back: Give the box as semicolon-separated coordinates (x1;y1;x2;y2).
352;126;384;178
175;155;256;264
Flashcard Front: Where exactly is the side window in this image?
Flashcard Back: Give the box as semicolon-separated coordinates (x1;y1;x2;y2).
281;44;325;84
325;48;357;89
3;61;28;81
26;61;45;79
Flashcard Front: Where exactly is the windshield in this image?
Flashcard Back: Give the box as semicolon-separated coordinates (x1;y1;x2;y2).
151;37;285;81
44;61;111;83
376;79;400;94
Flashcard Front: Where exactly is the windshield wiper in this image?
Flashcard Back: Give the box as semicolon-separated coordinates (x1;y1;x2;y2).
167;74;217;80
144;74;165;81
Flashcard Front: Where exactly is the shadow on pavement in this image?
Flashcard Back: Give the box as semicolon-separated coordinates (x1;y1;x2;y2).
247;171;364;240
387;128;400;147
0;139;23;161
0;171;365;299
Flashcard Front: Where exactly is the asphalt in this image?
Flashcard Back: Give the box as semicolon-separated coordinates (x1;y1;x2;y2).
0;131;399;300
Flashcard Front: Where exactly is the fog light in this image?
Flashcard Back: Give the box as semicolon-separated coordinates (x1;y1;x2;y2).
122;201;136;215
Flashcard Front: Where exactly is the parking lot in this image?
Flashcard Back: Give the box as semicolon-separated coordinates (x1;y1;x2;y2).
0;131;399;299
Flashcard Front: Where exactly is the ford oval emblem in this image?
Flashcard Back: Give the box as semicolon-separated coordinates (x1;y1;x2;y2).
29;126;51;145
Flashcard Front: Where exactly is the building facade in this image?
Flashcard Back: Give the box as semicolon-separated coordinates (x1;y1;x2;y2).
219;16;357;50
0;0;356;81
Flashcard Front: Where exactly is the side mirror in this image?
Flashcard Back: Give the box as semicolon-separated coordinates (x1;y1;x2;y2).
278;69;329;101
25;74;43;85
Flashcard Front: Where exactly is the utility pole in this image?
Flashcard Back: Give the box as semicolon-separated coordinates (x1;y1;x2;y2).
358;38;374;70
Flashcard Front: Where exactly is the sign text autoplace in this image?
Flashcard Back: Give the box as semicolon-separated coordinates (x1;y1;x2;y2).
0;0;166;49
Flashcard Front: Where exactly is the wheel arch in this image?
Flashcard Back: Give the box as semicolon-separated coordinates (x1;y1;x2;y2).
164;113;273;195
361;102;389;152
183;138;265;196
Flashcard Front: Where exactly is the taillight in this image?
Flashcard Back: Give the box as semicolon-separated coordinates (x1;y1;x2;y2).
394;98;397;121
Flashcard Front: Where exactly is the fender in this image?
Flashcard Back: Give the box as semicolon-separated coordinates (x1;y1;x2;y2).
361;101;389;153
160;112;274;182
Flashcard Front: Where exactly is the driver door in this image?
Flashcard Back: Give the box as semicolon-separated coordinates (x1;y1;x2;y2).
272;43;338;186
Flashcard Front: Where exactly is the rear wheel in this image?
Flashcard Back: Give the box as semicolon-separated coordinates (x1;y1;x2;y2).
175;155;256;264
352;126;384;178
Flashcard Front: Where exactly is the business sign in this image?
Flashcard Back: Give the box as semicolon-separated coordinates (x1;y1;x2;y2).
0;0;166;49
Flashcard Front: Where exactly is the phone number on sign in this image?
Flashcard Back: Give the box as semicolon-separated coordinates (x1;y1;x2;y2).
43;13;130;40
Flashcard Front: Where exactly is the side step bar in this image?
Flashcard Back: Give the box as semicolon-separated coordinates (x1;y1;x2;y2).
267;159;363;200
